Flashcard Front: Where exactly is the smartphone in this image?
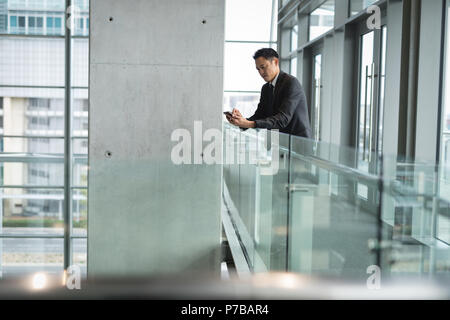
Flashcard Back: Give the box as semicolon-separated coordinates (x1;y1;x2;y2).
223;111;233;117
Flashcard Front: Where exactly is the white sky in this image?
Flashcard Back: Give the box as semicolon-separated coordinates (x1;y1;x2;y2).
224;0;277;92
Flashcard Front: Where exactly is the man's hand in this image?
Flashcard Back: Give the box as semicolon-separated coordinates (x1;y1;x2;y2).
229;108;255;129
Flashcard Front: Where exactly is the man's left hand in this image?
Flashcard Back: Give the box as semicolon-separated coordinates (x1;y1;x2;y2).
230;114;255;129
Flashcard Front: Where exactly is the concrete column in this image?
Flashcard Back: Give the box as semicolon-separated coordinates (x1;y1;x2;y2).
88;0;225;276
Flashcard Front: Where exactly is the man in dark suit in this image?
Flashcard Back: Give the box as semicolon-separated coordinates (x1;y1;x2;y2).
227;48;312;138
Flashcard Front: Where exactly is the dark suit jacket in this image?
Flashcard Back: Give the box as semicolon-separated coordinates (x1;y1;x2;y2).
248;71;312;138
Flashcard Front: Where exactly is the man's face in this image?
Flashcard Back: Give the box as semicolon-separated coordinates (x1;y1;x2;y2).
255;57;280;83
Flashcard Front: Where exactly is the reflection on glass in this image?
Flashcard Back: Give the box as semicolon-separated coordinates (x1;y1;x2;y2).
71;38;89;88
71;0;89;36
0;0;89;277
442;137;450;184
0;188;64;232
0;239;64;278
290;25;298;52
309;0;335;41
0;137;64;154
290;57;297;76
3;1;65;35
0;38;65;87
439;3;450;245
72;97;89;136
358;31;374;167
223;92;260;119
350;0;378;16
0;162;64;187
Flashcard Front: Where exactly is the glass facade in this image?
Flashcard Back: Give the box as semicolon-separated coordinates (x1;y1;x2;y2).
350;0;379;16
223;0;278;118
0;0;89;279
309;0;335;42
271;0;450;284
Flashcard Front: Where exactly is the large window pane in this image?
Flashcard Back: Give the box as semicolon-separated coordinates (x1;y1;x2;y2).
1;0;89;275
3;1;65;36
290;56;297;76
71;38;89;88
0;161;64;187
1;137;64;154
72;92;88;137
439;2;450;245
73;159;88;188
350;0;378;16
223;92;260;119
0;238;63;278
225;0;274;41
224;42;271;92
378;26;387;156
312;54;322;141
0;188;64;234
290;25;298;52
309;0;335;42
0;96;65;138
10;16;17;28
0;38;65;87
72;189;87;237
358;31;374;166
72;238;87;276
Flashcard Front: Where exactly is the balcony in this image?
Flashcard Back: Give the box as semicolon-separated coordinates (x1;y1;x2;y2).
221;123;450;280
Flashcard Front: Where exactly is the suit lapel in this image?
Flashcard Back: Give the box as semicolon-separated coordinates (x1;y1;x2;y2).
273;71;286;110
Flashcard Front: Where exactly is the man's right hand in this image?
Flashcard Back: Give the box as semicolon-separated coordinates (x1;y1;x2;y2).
232;108;243;118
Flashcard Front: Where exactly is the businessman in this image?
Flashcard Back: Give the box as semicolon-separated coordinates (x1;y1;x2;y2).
227;48;312;138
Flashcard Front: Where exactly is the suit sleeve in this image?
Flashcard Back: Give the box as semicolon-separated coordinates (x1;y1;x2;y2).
253;79;302;130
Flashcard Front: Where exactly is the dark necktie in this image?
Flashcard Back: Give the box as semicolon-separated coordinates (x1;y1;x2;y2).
267;84;274;114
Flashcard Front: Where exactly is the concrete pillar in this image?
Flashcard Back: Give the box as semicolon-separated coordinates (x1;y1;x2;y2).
88;0;225;276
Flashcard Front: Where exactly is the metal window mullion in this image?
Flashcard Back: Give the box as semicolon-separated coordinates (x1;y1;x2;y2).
64;0;72;271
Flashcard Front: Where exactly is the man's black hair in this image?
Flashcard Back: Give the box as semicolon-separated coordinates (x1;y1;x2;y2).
253;48;279;61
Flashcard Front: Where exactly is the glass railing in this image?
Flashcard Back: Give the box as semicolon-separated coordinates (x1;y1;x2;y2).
222;122;450;282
